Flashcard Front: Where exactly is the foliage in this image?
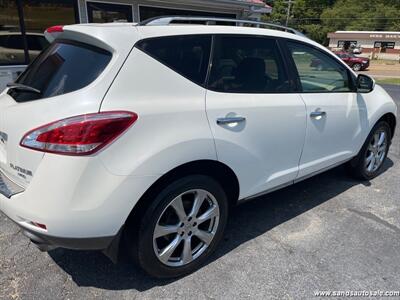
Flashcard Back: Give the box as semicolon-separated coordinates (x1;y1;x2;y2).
263;0;400;45
375;78;400;86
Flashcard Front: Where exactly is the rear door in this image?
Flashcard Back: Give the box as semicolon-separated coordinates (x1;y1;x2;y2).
206;35;307;199
284;40;363;179
0;40;112;187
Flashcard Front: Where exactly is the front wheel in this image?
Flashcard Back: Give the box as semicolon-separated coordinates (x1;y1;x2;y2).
129;175;228;278
348;121;391;180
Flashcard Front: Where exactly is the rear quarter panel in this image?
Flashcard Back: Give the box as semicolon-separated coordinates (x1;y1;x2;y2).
99;48;217;176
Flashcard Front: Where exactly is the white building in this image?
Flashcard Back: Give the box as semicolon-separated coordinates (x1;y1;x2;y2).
328;31;400;60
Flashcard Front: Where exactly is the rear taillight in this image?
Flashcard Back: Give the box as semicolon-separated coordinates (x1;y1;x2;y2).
20;111;138;156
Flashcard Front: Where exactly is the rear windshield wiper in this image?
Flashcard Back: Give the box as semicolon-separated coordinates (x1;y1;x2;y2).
6;83;41;94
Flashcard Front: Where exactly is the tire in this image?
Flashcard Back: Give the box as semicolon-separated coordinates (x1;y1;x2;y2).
128;175;228;278
347;121;391;180
352;63;362;71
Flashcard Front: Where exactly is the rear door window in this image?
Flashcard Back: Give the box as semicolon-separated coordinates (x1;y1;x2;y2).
8;40;112;102
136;35;212;86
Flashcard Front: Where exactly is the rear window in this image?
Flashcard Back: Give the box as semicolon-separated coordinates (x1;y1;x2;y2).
8;40;112;102
136;35;211;86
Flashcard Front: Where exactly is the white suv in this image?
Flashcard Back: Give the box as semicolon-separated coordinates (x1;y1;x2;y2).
0;17;397;278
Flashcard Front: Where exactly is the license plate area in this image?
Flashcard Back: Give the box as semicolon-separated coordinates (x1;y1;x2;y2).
0;168;25;198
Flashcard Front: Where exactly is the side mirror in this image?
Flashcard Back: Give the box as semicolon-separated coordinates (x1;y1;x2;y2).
357;74;375;93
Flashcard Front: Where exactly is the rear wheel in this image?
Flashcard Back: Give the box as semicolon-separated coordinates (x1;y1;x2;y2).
128;175;228;278
348;121;391;180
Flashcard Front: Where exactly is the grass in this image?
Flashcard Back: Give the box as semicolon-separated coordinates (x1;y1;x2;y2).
375;78;400;85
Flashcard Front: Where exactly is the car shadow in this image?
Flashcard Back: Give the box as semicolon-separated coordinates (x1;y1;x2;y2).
48;158;394;291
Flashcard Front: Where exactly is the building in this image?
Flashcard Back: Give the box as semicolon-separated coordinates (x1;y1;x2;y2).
0;0;271;90
76;0;272;24
328;31;400;60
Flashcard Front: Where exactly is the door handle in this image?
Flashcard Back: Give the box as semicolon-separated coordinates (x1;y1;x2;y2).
310;111;326;118
216;116;246;125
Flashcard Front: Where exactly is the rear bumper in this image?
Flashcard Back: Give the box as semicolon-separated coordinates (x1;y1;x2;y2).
25;230;113;251
0;155;159;250
16;217;114;251
0;191;115;251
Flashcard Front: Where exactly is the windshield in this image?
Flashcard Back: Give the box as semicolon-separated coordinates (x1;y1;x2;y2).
8;40;112;102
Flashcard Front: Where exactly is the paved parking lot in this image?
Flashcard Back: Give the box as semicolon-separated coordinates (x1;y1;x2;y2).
0;85;399;300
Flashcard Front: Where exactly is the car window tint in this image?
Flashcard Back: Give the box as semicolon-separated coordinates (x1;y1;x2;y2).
208;36;290;93
8;40;112;102
287;42;352;92
37;36;49;49
27;35;48;51
136;35;211;86
0;36;8;47
7;35;24;49
0;35;26;65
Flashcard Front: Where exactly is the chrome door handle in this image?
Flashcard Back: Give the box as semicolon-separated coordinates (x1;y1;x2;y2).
310;111;326;118
216;116;246;125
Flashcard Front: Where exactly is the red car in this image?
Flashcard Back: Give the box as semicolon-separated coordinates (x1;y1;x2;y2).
334;51;370;71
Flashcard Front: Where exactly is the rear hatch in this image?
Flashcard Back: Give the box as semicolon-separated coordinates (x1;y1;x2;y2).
0;24;138;189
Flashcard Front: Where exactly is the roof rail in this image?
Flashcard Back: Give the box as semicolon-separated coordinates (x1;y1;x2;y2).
139;16;306;38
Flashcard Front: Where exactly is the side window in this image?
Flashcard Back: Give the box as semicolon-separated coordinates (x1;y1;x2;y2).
37;36;49;50
136;35;211;86
287;42;352;92
208;36;290;93
27;35;48;51
7;35;24;50
0;36;8;47
0;35;26;65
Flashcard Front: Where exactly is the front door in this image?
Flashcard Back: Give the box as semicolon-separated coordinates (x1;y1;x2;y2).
285;40;365;179
206;35;307;199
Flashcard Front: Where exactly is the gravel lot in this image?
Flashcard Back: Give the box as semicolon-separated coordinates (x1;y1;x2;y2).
0;84;399;300
359;61;400;79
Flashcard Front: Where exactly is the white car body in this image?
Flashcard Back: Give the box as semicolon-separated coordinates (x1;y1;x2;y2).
0;22;397;252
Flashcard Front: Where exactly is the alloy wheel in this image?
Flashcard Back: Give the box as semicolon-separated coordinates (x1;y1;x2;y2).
153;189;220;267
365;130;387;173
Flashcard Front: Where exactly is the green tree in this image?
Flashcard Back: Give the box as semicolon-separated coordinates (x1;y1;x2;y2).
321;0;400;32
263;0;400;44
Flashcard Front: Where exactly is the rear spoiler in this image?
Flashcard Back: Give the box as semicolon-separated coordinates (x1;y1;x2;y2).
44;25;64;43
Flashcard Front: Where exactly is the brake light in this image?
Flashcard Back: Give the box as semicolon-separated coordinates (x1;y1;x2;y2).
20;111;138;156
45;25;64;33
